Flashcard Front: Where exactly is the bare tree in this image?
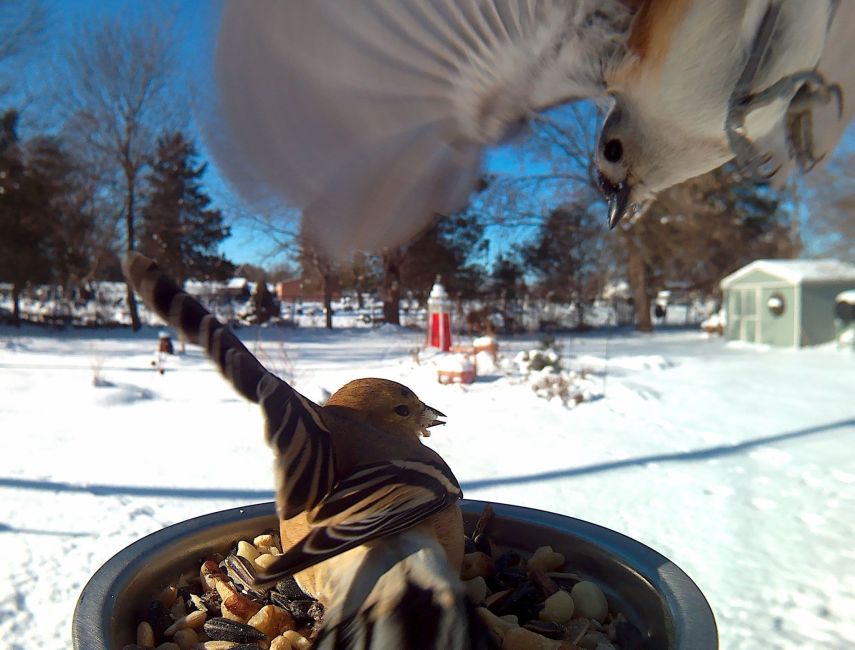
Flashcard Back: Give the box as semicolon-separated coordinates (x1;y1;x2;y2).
60;13;178;329
0;0;46;97
804;148;855;262
298;233;340;330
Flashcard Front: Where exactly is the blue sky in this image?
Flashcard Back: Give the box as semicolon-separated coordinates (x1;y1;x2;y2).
4;0;597;269
5;0;852;268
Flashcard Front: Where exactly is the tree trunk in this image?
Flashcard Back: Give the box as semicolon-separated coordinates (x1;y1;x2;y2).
323;273;333;330
12;282;21;326
626;237;653;332
124;170;141;330
382;249;401;325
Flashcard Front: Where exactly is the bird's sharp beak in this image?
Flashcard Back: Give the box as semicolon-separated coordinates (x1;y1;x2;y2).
419;405;446;436
607;181;631;229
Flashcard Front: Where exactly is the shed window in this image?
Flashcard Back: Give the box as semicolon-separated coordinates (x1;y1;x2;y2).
767;293;785;317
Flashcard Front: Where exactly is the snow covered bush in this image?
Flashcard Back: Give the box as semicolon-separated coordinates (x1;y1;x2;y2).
513;343;600;407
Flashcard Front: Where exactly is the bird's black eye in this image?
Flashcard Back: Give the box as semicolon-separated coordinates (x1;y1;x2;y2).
604;138;623;163
394;405;410;417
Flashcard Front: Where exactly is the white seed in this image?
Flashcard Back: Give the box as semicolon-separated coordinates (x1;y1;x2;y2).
170;598;187;620
158;585;179;608
539;590;574;624
570;581;609;623
189;594;207;613
527;546;565;573
164;610;207;636
137;621;155;646
463;576;488;603
173;627;199;650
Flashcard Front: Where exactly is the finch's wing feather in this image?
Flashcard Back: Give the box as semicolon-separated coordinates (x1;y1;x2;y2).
213;0;631;258
122;253;335;518
256;459;461;580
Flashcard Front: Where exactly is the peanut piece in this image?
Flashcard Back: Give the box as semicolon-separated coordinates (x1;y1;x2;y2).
254;553;280;571
269;635;293;650
237;540;260;563
215;580;262;623
247;604;296;639
282;630;311;649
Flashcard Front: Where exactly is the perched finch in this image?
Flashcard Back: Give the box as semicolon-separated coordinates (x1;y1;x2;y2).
122;253;492;648
212;0;854;252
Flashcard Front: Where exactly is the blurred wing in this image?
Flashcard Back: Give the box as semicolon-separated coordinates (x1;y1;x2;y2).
213;0;631;258
316;531;496;650
256;459;461;580
123;253;335;518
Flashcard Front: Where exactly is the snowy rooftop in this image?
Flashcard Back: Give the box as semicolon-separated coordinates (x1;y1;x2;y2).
721;259;855;287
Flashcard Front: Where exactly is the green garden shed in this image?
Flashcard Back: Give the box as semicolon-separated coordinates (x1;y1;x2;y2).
720;259;855;347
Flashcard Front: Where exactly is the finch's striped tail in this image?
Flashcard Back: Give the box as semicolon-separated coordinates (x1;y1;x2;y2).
122;252;335;519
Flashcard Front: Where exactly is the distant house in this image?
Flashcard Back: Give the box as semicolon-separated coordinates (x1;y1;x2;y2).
721;259;855;347
185;278;250;302
275;278;342;303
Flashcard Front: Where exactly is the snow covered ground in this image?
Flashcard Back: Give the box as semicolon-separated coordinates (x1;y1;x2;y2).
1;324;853;649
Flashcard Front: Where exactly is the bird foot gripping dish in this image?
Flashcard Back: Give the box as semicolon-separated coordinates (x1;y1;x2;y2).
124;505;643;650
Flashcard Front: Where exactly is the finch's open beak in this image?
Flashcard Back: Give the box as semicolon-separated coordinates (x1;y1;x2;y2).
419;405;446;436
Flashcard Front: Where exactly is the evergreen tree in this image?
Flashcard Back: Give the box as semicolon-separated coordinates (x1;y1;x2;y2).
0;110;52;323
139;132;234;285
400;211;487;304
25;135;116;290
523;197;607;322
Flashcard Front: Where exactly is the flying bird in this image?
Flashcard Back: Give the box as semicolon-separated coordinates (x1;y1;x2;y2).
212;0;854;254
596;0;851;227
124;252;491;647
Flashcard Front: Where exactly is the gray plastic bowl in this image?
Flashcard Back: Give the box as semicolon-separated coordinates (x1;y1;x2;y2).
73;500;717;649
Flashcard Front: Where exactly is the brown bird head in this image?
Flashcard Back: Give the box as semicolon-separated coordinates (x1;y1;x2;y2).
326;378;446;439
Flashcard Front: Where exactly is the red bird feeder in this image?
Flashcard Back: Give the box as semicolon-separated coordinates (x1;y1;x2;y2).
427;277;452;351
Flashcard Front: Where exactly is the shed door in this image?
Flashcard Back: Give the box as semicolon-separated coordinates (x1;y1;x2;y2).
730;288;759;342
